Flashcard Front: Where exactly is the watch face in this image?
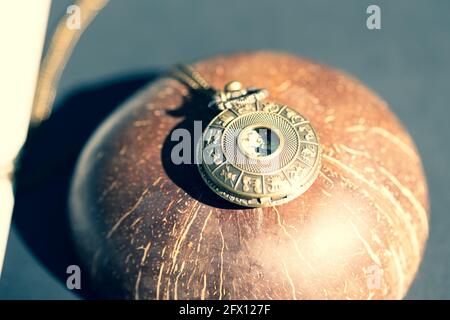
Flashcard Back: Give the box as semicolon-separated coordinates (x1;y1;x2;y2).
197;101;322;207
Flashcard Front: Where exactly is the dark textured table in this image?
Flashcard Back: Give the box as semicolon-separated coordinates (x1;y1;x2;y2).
1;0;449;299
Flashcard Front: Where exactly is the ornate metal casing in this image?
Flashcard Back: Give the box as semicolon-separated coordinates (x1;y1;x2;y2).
197;84;322;207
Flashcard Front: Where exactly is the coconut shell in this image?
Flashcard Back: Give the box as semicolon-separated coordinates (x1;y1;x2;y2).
69;51;429;299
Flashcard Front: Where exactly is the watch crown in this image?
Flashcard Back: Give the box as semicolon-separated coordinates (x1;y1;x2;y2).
224;81;243;92
209;82;269;111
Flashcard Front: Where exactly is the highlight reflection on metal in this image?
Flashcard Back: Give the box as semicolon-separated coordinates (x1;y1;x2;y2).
196;82;322;207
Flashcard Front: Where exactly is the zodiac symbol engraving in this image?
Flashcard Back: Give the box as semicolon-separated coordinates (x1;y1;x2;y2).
266;175;286;193
262;103;280;113
298;127;315;141
300;145;316;159
205;129;222;145
220;165;237;186
207;147;223;165
286;109;303;124
237;103;257;114
286;163;304;181
242;176;262;193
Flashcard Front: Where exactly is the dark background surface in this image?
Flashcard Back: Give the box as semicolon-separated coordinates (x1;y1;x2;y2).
0;0;449;299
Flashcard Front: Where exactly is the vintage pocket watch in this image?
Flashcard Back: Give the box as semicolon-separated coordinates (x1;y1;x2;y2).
173;65;322;207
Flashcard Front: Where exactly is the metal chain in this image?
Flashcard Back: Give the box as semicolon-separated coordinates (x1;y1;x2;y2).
171;64;214;91
170;64;219;100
